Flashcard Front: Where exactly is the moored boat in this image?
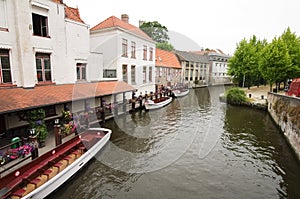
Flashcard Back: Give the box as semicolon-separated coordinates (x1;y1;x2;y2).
144;97;172;110
172;89;190;97
0;128;111;199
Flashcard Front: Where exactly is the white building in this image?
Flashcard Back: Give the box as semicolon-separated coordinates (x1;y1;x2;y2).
0;0;92;88
208;50;231;85
0;1;134;139
90;14;156;96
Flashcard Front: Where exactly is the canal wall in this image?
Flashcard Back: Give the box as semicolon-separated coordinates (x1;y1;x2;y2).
268;93;300;160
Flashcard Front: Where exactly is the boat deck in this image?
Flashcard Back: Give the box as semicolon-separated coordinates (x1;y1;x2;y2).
0;129;108;199
0;135;83;199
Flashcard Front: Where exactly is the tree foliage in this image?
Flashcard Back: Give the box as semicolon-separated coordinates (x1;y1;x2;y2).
259;37;293;91
228;36;266;87
228;27;300;91
140;21;169;43
156;42;174;51
280;27;300;77
140;21;175;51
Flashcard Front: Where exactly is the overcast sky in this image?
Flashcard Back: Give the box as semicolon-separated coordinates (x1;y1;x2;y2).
64;0;300;55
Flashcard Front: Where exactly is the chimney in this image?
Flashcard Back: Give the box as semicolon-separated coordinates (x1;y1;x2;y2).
121;14;129;23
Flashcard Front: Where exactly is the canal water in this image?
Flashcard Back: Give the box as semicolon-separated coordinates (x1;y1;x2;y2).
48;87;300;199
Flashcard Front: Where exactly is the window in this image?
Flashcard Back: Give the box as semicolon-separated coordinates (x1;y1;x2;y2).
143;45;147;60
143;66;146;83
131;42;136;58
131;65;136;84
149;67;152;82
76;63;86;81
32;13;48;37
122;64;127;82
0;0;8;30
0;49;11;84
149;47;153;61
36;53;51;82
185;69;188;81
103;69;117;78
122;39;128;57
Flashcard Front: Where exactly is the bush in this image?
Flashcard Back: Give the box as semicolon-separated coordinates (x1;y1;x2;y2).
225;87;247;104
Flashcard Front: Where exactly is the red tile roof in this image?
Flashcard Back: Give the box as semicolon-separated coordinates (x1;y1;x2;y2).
52;0;63;4
155;49;181;69
91;16;153;41
65;6;85;23
0;81;135;114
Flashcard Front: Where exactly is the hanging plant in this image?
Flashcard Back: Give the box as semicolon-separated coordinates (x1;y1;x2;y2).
27;109;48;146
60;110;76;136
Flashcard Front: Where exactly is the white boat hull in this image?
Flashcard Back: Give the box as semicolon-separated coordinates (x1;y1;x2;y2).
173;89;189;97
144;97;172;110
22;128;111;199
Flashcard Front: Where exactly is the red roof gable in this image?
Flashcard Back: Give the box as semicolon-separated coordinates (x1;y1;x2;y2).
0;81;135;114
52;0;63;4
65;6;85;23
91;16;153;41
155;49;181;69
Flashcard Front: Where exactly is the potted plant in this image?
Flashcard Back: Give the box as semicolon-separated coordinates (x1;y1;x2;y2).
60;110;76;137
27;109;48;148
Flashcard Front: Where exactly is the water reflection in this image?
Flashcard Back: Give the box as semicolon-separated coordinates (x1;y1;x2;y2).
47;87;300;199
222;105;300;198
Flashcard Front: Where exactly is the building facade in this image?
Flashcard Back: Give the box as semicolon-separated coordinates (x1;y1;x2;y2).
192;49;231;85
0;0;92;88
175;50;210;88
0;1;134;140
155;49;182;88
90;14;156;96
207;50;231;85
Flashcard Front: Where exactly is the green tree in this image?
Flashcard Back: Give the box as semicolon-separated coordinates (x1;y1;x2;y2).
259;37;292;91
228;36;266;88
280;27;300;78
140;21;174;51
156;42;174;51
140;21;169;43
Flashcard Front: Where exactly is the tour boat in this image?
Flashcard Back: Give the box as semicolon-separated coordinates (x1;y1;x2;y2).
0;128;112;199
172;89;190;98
144;97;172;110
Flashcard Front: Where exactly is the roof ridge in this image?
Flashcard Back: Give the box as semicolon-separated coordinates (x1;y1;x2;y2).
91;15;153;41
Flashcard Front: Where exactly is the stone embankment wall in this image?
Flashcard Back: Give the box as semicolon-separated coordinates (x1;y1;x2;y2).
268;93;300;160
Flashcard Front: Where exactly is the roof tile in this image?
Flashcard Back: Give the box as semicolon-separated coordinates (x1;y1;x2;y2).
65;6;85;23
0;81;135;114
155;49;181;69
91;16;153;41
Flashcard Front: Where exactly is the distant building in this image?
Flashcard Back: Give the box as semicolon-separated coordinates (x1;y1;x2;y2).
155;49;182;88
193;49;231;85
175;50;209;87
90;14;156;96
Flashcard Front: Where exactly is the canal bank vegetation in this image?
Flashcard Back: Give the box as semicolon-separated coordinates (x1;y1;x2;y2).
220;87;267;110
224;87;247;104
